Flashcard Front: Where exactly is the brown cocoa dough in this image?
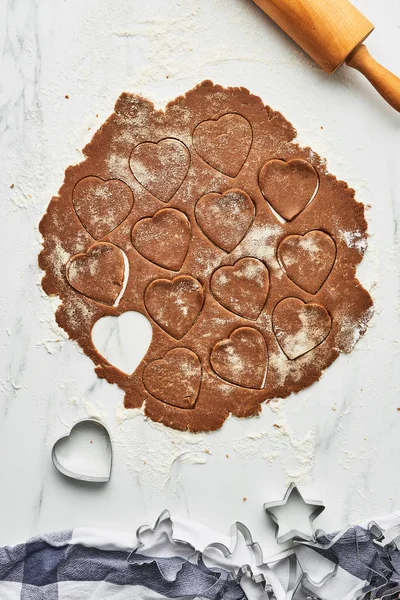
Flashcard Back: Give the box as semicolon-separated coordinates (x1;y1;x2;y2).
210;327;268;389
259;159;318;221
278;230;337;295
193;113;253;178
195;189;255;253
144;275;205;340
73;176;133;239
130;139;190;203
132;208;191;271
272;298;332;360
39;81;373;432
143;348;202;409
211;257;270;320
66;242;125;306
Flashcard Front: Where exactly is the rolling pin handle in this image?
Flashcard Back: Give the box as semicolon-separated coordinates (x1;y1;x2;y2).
346;44;400;112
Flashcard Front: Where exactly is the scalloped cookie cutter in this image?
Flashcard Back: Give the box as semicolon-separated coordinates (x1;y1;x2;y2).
52;418;112;483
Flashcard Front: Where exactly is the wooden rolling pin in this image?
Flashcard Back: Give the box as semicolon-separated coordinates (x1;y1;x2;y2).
251;0;400;112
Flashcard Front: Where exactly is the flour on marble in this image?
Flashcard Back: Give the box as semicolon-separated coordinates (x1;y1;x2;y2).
113;404;210;487
232;398;315;484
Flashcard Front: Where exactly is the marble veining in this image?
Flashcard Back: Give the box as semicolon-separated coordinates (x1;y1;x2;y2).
0;0;400;559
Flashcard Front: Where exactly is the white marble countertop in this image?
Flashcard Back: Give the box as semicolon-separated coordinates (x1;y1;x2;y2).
1;0;400;558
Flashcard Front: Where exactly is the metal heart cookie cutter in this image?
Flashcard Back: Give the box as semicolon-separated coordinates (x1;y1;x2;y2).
52;418;112;483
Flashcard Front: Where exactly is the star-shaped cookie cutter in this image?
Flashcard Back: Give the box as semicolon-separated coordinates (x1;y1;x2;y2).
264;482;325;544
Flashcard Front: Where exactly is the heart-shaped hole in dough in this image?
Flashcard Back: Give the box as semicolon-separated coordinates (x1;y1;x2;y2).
92;311;153;374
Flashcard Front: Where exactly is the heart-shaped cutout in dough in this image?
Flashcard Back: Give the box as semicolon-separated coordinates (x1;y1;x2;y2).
210;327;268;389
132;208;191;271
92;311;153;374
195;189;255;253
272;297;331;360
278;230;336;294
130;138;190;202
193;113;252;178
145;275;204;340
66;242;126;306
52;419;112;482
211;257;269;320
259;159;318;221
73;176;133;239
143;348;202;409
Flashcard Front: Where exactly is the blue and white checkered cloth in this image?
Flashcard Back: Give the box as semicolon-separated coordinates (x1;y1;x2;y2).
3;511;400;599
0;527;245;600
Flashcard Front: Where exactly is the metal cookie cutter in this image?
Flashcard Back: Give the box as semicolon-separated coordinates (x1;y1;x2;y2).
127;510;199;581
264;482;325;544
52;417;112;483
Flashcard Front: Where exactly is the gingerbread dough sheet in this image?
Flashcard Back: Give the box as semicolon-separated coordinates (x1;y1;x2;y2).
39;81;373;432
